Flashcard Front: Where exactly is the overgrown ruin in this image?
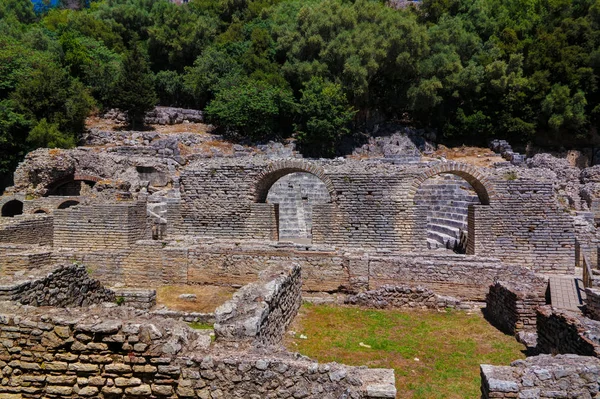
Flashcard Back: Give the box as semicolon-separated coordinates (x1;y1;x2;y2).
2;108;600;397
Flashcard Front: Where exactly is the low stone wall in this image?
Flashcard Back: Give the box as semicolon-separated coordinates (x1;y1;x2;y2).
112;288;156;310
214;264;302;346
0;302;396;398
480;354;600;398
0;264;115;307
536;306;600;356
367;253;542;300
485;281;546;334
0;214;53;245
344;285;463;310
585;287;600;321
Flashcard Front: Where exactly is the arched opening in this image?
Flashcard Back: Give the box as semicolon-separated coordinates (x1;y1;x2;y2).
57;200;80;210
45;175;99;197
263;172;332;243
414;171;488;253
1;200;24;217
33;209;48;214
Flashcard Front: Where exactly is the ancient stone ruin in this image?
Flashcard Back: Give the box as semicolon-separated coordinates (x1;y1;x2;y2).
3;109;600;397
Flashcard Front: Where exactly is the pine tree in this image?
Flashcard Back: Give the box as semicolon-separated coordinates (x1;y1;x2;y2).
113;44;157;129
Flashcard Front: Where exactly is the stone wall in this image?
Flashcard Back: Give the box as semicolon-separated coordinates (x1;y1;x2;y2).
469;181;575;273
0;264;115;307
366;253;542;300
485;281;546;334
0;214;53;245
585;287;600;321
536;306;600;356
112;288;156;310
53;201;147;250
345;285;463;309
480;354;600;398
0;302;396;398
214;264;302;346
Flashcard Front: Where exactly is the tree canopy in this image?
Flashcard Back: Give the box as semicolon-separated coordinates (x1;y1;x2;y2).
3;0;600;189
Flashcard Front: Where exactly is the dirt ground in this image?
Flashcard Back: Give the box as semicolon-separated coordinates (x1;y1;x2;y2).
156;284;236;313
427;145;505;168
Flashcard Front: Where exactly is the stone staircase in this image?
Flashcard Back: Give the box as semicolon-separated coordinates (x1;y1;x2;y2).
415;174;479;251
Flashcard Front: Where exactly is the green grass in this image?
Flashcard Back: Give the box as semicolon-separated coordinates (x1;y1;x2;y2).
285;304;525;399
188;321;214;330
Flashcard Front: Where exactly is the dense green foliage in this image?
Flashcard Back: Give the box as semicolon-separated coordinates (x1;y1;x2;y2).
3;0;600;188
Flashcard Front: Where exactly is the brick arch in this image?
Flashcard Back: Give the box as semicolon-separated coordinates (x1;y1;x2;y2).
254;159;336;203
409;162;496;205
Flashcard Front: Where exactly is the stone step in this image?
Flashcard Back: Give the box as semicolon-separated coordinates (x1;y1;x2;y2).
428;231;458;247
428;223;460;238
429;217;467;229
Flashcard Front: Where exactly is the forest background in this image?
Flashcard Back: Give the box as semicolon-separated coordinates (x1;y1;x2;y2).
2;0;600;189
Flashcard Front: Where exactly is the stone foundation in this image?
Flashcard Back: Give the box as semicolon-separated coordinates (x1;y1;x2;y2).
485;281;546;334
481;354;600;398
344;285;463;310
585;287;600;321
112;288;156;310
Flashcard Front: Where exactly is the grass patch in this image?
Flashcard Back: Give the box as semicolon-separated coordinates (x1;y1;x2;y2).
188;322;214;330
156;284;235;313
285;304;525;399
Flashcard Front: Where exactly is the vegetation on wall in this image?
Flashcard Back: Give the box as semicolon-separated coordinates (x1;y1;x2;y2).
2;0;600;188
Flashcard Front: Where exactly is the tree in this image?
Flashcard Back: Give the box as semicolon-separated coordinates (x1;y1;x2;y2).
295;77;355;157
205;80;295;140
27;118;75;148
112;44;157;129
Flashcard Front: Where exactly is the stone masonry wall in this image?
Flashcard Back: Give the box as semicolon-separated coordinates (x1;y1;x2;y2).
53;202;147;250
585;287;600;321
485;281;547;334
480;354;600;398
344;285;463;309
536;306;600;356
0;214;53;245
0;302;396;398
0;264;115;307
366;253;542;300
214;264;302;346
469;181;575;273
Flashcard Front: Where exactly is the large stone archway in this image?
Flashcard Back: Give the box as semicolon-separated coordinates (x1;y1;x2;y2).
45;174;102;197
408;162;496;205
254;159;336;203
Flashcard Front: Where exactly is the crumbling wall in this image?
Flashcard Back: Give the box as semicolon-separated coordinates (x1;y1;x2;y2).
345;285;463;309
0;303;396;398
485;281;546;334
0;214;53;245
214;264;302;346
480;354;600;398
536;306;600;356
0;264;115;307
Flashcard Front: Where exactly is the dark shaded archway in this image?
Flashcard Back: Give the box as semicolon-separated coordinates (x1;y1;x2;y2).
45;174;101;196
1;200;23;217
33;209;48;214
57;200;80;210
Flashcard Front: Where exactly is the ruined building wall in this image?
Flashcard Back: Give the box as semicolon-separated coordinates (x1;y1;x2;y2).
469;181;575;273
0;214;53;245
214;264;302;346
0;264;115;307
481;355;600;399
485;281;546;334
53;202;147;250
